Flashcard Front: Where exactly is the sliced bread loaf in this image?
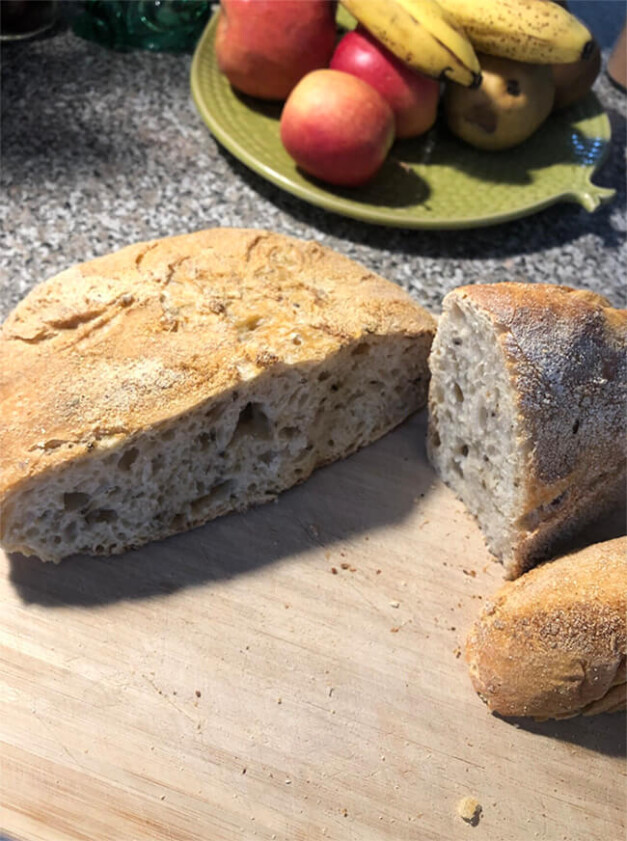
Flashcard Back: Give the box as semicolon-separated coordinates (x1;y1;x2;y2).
427;282;626;578
0;228;435;562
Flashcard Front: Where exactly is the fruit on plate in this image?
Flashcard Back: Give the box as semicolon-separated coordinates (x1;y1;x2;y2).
330;26;440;139
280;69;395;187
444;54;555;150
552;40;601;109
437;0;594;64
340;0;481;88
215;0;336;100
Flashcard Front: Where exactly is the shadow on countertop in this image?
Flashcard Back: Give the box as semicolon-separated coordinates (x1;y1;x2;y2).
216;96;626;259
1;33;191;181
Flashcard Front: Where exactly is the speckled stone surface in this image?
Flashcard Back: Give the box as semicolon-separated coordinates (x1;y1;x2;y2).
1;2;625;320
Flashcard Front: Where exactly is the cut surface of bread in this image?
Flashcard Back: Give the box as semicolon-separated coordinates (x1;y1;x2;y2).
465;536;627;720
428;282;627;578
0;228;435;562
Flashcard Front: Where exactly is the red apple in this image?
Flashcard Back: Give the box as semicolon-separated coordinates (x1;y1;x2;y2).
330;27;440;139
216;0;337;101
280;69;395;187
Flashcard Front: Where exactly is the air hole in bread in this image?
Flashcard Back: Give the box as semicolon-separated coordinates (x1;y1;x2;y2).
454;383;464;403
118;447;139;471
85;508;118;525
294;391;309;410
351;343;369;356
170;513;186;531
63;492;90;511
279;426;300;440
62;522;77;542
191;480;236;515
231;402;271;444
449;303;463;323
197;431;216;451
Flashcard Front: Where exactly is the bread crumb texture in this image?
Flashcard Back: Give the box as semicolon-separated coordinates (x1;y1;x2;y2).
428;282;627;577
0;228;435;561
465;536;627;720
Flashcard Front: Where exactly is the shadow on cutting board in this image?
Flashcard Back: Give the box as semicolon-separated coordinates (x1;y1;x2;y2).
8;413;433;608
504;711;626;759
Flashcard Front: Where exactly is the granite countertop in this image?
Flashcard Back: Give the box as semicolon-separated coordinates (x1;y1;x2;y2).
1;2;625;320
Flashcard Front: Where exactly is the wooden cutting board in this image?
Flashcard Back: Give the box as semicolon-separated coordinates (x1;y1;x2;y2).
1;412;624;841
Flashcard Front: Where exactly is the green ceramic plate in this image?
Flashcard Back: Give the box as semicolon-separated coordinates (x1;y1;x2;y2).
190;10;615;229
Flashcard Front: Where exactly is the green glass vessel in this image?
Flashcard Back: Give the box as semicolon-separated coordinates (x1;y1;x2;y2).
73;0;212;53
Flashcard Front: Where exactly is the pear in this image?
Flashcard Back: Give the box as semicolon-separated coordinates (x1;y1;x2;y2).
552;40;601;110
445;54;555;151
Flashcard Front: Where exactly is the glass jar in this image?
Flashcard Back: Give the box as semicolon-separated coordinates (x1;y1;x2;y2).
72;0;213;52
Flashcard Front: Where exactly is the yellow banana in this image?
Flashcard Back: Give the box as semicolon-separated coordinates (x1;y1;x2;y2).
340;0;482;87
437;0;594;64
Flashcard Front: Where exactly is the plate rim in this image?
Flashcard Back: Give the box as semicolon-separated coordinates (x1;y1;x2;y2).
190;11;615;231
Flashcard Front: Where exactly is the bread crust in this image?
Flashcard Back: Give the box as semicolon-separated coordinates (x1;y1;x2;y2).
0;228;435;555
431;282;627;577
465;536;627;720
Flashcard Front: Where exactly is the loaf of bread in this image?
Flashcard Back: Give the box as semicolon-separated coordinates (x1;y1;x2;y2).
0;228;435;562
427;283;626;578
465;536;626;720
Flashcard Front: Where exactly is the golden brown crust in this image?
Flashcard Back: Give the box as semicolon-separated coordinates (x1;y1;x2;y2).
0;228;435;519
465;536;627;720
452;283;627;576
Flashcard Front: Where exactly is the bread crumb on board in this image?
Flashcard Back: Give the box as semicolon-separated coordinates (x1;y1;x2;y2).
457;796;482;826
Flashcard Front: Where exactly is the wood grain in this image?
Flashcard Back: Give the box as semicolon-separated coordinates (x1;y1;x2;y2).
1;413;625;841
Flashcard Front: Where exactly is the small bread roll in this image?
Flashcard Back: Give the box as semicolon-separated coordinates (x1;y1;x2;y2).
465;536;626;720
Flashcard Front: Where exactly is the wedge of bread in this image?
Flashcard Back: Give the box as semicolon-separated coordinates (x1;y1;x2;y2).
0;228;435;562
427;283;626;578
465;536;627;720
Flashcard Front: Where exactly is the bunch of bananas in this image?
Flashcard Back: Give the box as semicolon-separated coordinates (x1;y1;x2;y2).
340;0;593;87
340;0;596;149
